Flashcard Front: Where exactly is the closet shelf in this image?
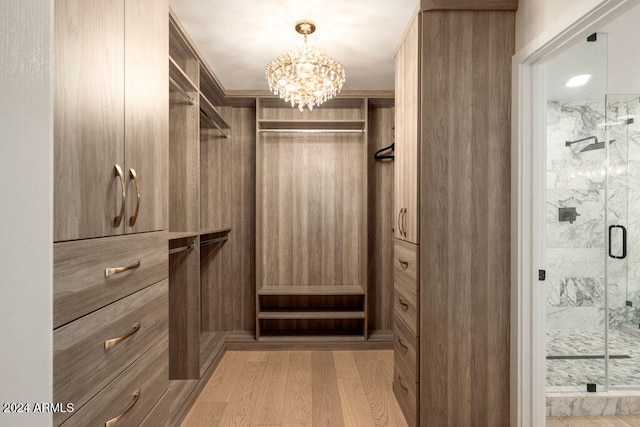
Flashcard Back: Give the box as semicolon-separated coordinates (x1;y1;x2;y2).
258;119;366;133
258;285;365;296
258;310;365;320
168;231;199;240
257;335;366;343
200;93;230;138
169;57;197;96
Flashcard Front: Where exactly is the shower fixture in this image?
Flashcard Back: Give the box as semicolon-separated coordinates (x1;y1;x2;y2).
565;136;616;152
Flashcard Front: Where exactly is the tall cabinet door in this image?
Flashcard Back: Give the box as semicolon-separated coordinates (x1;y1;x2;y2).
124;0;168;233
394;15;420;244
54;0;125;242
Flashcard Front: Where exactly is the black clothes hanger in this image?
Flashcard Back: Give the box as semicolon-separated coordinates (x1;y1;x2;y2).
374;142;394;160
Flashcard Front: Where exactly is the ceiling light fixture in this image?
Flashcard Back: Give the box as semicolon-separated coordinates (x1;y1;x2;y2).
265;20;346;112
565;74;591;87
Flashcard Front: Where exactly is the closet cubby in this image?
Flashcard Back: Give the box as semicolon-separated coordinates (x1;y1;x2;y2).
255;96;369;341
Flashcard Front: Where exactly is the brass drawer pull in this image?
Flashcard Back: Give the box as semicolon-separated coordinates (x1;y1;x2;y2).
105;388;140;427
397;209;402;237
128;168;141;227
104;322;141;349
399;296;409;311
398;259;409;269
398;337;409;352
105;260;141;278
114;164;126;228
398;375;409;392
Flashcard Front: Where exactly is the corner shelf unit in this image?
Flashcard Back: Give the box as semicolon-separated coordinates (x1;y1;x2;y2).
255;96;369;342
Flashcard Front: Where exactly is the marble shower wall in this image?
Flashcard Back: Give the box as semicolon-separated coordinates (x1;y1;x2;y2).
546;99;640;332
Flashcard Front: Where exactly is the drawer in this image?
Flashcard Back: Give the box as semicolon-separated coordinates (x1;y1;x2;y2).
394;239;418;288
393;313;418;376
54;231;168;328
140;391;169;427
54;280;168;425
61;335;169;427
393;352;418;427
394;277;419;336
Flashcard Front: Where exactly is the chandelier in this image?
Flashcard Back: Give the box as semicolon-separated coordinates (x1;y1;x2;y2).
265;20;346;112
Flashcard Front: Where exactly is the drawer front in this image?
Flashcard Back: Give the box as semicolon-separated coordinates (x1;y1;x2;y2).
140;391;169;427
393;353;418;427
394;277;419;336
54;280;168;425
393;313;418;376
54;231;168;328
394;239;418;288
61;335;169;427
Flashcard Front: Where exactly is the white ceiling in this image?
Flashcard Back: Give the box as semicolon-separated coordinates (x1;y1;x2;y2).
547;4;640;102
169;0;418;92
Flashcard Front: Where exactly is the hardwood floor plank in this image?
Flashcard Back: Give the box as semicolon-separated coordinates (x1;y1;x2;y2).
333;351;360;379
311;351;345;426
216;361;268;426
250;352;291;426
197;351;245;403
338;377;377;426
282;351;313;427
181;402;226;427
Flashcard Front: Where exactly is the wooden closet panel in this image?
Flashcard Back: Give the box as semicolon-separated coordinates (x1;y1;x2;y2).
367;106;394;333
200;110;232;231
259;134;365;287
231;107;257;331
420;11;512;427
394;15;420;244
54;0;125;242
201;241;232;332
124;0;168;233
169;91;200;232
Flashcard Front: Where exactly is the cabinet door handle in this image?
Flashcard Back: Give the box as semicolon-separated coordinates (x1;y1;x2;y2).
398;296;409;311
402;208;407;237
104;322;141;349
398;337;409;352
114;164;126;228
128;168;141;227
398;375;409;392
397;209;403;237
105;388;140;427
398;259;409;269
104;260;141;278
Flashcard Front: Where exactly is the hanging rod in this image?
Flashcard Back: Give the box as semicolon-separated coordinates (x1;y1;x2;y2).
168;242;196;255
258;129;365;134
169;76;196;105
200;109;231;139
200;235;230;247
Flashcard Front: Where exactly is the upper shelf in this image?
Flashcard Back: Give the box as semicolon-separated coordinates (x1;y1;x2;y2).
258;285;365;296
258;119;366;133
199;93;230;138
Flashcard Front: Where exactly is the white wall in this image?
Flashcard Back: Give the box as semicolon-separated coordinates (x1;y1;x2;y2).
604;4;640;94
0;1;53;426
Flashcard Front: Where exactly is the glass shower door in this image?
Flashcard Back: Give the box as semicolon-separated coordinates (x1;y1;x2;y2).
606;94;640;388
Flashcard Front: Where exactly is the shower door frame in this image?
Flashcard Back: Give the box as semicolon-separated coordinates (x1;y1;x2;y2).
511;1;637;426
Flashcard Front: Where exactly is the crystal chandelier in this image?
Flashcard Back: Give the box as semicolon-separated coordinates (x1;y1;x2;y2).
265;20;346;112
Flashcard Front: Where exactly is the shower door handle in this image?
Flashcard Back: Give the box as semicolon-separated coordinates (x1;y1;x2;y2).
608;225;627;259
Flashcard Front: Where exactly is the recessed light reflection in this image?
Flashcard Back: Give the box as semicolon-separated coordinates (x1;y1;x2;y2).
566;74;591;87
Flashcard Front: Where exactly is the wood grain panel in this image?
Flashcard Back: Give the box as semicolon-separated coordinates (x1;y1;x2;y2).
54;0;125;242
230;107;257;333
394;15;420;244
200;240;232;332
139;391;169;427
367;104;395;335
169;236;200;379
200;107;232;231
124;0;168;234
394;277;419;336
420;10;513;427
60;335;168;427
421;0;518;11
53;231;167;328
393;313;419;376
393;353;418;427
54;281;168;425
394;239;419;287
169;90;200;233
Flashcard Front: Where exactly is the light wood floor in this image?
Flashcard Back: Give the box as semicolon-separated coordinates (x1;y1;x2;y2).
181;350;408;427
547;416;640;426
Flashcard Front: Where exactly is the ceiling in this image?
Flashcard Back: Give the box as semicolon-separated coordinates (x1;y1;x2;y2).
169;0;418;92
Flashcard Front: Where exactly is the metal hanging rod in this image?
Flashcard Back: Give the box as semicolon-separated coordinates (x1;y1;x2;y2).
168;242;196;255
169;76;196;105
200;110;231;139
200;235;230;247
258;129;365;134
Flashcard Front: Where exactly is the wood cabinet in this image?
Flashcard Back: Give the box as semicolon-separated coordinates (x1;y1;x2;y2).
54;0;168;242
393;4;515;426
